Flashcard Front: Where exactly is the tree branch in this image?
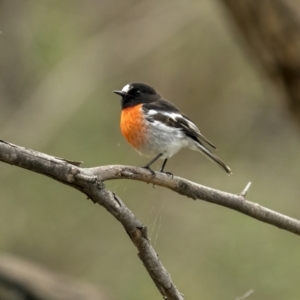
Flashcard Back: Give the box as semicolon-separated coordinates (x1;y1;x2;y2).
90;166;300;235
1;140;300;297
0;140;184;300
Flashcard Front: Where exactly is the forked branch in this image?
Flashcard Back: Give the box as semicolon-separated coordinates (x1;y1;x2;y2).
0;140;300;299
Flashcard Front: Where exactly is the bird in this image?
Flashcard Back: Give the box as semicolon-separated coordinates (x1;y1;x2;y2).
113;82;232;176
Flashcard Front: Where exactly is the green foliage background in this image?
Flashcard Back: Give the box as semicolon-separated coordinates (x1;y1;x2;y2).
1;1;300;299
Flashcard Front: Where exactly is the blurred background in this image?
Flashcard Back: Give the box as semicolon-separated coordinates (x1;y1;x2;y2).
1;0;300;299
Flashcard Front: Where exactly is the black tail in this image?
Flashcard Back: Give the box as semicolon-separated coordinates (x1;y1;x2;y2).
196;143;232;175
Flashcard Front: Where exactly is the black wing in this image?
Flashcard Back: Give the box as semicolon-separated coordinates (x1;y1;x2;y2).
143;99;217;149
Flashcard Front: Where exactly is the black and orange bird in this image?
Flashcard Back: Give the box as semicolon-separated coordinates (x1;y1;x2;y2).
114;82;231;175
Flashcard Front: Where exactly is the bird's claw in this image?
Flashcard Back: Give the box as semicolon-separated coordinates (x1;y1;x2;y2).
160;170;173;178
142;165;156;177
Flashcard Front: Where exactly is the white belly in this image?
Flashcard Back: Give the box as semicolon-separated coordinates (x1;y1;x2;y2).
138;120;191;159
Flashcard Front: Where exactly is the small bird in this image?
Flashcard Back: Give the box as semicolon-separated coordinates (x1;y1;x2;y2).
114;82;232;175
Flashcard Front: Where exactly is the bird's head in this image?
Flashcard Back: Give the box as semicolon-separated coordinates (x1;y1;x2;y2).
114;82;159;109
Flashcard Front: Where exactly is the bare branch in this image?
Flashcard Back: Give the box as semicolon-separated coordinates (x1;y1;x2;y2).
91;166;300;236
0;140;183;300
0;140;300;296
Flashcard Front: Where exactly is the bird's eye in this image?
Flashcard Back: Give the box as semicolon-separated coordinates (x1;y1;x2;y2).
134;90;141;96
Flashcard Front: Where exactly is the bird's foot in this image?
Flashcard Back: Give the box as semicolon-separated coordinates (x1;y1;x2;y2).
159;170;173;178
142;165;156;177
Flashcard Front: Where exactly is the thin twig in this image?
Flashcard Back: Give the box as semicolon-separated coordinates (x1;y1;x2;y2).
239;182;252;198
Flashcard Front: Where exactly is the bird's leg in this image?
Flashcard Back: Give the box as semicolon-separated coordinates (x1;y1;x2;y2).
142;153;163;176
159;159;168;172
159;159;173;178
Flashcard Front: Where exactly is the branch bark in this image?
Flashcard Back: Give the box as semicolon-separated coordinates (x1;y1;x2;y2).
0;140;184;300
1;140;300;297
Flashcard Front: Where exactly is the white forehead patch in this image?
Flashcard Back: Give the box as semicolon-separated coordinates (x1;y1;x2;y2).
122;84;132;93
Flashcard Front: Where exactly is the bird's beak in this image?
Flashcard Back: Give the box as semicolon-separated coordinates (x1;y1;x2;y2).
113;90;127;97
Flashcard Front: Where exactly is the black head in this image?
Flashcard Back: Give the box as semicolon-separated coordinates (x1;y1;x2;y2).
113;82;160;109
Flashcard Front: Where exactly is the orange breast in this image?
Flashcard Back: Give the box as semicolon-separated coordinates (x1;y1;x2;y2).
120;104;146;149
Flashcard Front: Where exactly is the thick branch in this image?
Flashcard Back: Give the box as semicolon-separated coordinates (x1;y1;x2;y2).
0;140;183;300
1;140;300;296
